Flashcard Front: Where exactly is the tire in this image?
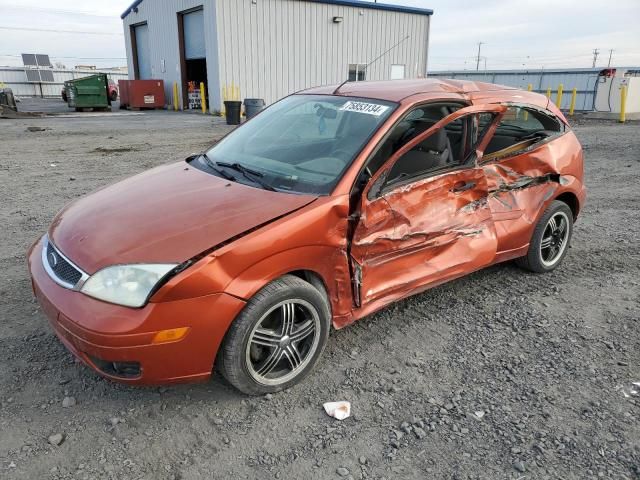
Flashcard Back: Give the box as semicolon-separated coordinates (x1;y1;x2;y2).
217;275;330;395
516;200;574;273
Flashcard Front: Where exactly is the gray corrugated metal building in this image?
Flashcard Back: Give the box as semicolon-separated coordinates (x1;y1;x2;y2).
121;0;432;112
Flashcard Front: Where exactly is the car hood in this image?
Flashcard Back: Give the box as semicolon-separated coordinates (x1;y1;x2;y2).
49;161;316;273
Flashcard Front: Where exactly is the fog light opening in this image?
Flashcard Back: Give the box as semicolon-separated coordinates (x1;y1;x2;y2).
87;355;141;379
112;361;141;377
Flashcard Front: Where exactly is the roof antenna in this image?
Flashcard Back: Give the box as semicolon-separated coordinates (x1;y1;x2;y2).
333;34;411;95
332;78;350;95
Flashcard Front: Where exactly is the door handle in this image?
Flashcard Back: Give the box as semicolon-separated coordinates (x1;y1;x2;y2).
450;181;476;193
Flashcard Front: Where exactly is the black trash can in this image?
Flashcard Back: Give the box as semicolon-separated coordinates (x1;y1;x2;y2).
224;100;242;125
244;98;265;119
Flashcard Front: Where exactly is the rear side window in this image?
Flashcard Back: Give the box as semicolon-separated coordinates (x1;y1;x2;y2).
483;106;563;161
499;106;560;133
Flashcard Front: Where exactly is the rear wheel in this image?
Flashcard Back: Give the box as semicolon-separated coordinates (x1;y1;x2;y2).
218;275;330;395
516;200;573;273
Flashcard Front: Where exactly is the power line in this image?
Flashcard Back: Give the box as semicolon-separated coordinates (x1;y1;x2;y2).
2;4;119;18
0;26;123;36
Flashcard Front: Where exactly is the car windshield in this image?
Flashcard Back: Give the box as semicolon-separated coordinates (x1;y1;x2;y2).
201;95;396;195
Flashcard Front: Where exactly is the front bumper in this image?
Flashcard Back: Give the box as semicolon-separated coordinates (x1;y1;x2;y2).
28;236;246;385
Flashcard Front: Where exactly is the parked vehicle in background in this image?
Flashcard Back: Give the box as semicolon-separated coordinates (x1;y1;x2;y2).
62;78;118;102
29;78;585;395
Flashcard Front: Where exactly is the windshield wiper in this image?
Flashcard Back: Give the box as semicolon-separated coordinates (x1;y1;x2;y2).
200;153;236;181
216;161;277;192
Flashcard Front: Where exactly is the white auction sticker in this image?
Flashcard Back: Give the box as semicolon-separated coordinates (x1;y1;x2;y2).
340;101;390;116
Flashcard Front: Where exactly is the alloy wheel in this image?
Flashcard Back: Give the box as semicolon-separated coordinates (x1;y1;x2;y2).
539;211;570;267
245;299;321;386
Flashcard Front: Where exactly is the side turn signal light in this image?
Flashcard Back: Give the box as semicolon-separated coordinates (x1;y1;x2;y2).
151;327;190;344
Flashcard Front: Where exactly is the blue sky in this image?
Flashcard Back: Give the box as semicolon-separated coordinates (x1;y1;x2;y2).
0;0;639;70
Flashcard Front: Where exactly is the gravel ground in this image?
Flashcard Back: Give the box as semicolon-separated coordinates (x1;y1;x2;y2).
0;111;638;480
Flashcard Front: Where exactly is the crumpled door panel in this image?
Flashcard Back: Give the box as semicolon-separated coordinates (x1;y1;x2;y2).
350;167;497;306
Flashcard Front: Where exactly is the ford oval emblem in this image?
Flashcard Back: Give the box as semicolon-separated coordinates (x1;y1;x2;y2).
48;251;58;268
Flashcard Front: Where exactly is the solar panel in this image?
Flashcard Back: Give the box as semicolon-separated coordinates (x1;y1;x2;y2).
39;69;54;82
22;53;37;66
25;69;41;82
35;54;52;67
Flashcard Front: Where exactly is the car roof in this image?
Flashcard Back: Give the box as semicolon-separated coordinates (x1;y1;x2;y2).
298;78;559;117
299;78;517;102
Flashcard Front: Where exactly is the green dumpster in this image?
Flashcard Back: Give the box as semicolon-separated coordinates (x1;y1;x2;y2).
64;73;111;111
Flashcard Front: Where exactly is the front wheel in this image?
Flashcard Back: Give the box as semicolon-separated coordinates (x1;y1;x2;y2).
217;275;330;395
516;200;574;273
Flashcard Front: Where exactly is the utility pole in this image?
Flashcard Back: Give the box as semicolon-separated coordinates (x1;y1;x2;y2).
607;49;614;67
592;48;600;68
476;42;484;71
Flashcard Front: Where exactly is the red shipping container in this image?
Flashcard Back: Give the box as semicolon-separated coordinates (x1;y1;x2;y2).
118;80;165;109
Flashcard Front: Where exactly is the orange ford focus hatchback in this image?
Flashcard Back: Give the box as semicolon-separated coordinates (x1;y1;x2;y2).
28;79;586;394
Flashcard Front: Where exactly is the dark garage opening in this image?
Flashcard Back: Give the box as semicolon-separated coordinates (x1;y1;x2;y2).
178;7;207;110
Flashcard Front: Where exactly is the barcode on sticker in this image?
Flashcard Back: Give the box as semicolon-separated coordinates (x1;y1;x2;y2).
340;101;389;116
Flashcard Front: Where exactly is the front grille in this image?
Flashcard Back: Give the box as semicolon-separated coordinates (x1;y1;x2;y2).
43;238;83;288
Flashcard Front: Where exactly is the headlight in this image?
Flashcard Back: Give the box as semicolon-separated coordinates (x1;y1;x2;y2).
80;264;178;308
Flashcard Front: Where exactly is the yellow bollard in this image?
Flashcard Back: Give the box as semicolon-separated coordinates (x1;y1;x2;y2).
221;85;227;116
555;83;563;108
545;87;551;100
173;82;179;111
200;82;207;114
569;88;577;116
619;85;627;123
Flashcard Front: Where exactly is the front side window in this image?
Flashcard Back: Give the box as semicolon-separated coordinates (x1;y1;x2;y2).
198;95;395;195
386;112;488;185
364;103;465;181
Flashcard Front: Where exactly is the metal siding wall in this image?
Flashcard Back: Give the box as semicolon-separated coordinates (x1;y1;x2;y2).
123;0;220;110
214;0;429;108
0;68;128;97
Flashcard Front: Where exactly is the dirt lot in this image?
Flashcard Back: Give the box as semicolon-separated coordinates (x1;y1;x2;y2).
0;111;638;480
